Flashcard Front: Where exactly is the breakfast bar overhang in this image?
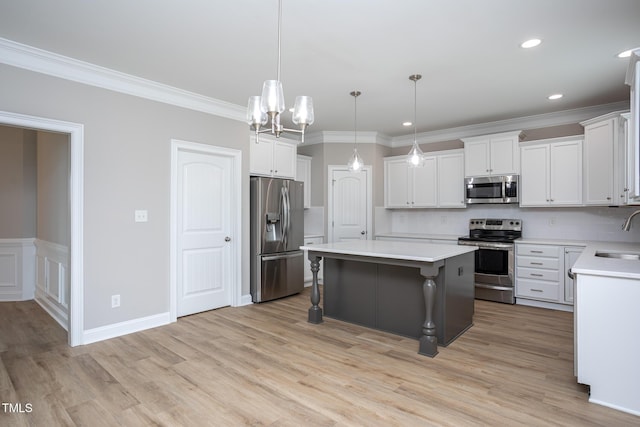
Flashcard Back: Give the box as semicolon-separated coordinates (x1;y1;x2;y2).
300;240;478;357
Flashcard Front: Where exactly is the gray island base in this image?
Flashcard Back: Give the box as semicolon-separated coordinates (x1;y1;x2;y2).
300;240;477;357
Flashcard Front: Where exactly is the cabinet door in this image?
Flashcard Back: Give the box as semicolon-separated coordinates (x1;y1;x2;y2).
437;152;465;207
250;140;275;176
564;247;583;304
583;120;614;205
412;156;437;207
490;135;519;175
296;155;311;208
550;140;582;206
464;140;490;177
273;141;296;178
385;159;411;207
520;144;549;206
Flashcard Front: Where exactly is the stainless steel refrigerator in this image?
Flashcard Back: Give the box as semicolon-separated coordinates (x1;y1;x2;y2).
250;177;304;303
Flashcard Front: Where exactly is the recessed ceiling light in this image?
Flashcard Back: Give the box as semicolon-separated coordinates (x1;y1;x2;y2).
618;48;639;58
402;121;412;126
521;38;542;49
548;93;563;100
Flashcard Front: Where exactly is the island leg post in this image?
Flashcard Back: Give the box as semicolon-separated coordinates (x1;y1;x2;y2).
419;263;443;357
308;255;323;324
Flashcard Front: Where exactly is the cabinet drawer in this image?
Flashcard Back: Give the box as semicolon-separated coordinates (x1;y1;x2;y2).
516;278;560;301
517;244;560;257
517;267;559;282
516;256;560;270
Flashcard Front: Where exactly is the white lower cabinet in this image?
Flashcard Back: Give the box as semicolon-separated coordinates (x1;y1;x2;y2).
516;242;584;309
303;236;323;285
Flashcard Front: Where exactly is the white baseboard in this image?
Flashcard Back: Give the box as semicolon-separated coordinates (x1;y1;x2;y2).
35;288;68;331
239;294;253;306
516;298;573;312
82;312;171;345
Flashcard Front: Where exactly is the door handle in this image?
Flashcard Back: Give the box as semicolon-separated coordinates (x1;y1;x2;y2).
225;236;231;242
360;231;366;235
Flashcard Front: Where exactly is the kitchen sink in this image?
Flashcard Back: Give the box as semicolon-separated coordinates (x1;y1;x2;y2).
594;251;640;260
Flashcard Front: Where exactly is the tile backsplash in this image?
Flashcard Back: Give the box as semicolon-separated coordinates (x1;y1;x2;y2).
376;205;640;243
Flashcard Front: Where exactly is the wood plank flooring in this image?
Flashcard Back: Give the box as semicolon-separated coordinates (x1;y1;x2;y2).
1;288;639;426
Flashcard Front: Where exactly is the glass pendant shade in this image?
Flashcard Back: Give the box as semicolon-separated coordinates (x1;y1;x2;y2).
260;80;285;115
247;96;268;127
292;96;315;127
347;148;364;172
407;141;425;167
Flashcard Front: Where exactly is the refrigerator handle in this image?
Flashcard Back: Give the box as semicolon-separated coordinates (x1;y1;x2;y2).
285;185;291;243
281;186;288;246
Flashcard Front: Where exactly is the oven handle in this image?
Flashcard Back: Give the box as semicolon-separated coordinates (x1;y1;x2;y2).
458;241;514;250
475;283;514;291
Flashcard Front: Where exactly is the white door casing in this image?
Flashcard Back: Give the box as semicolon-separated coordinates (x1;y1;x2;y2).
328;166;372;242
170;140;241;319
0;110;84;347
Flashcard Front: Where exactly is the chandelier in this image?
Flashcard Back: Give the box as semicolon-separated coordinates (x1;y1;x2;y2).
246;0;314;143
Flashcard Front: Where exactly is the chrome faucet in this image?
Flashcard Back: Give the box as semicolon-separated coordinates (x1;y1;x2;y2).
622;209;640;231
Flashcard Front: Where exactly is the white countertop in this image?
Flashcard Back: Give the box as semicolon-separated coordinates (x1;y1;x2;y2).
300;240;477;263
517;237;590;247
572;241;640;279
374;232;462;241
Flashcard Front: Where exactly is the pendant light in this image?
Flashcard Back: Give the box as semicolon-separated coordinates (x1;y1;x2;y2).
406;74;425;167
347;90;364;172
246;0;314;143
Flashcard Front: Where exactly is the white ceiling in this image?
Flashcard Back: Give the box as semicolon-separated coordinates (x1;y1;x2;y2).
1;0;639;138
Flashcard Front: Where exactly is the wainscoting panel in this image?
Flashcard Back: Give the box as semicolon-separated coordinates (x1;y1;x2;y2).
35;239;69;330
0;239;35;301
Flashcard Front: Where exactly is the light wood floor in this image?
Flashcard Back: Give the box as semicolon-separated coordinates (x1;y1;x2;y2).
1;289;639;426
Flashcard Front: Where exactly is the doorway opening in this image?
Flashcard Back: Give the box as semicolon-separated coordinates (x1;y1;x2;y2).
0;110;84;346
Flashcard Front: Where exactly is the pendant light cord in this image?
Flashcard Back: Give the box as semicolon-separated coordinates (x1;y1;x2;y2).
277;0;282;82
413;77;417;144
354;93;358;149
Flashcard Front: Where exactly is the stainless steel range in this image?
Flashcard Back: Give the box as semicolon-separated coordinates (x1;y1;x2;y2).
458;218;522;304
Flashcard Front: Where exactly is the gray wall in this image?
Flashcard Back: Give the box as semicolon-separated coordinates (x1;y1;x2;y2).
0;125;37;238
0;64;248;330
37;131;70;246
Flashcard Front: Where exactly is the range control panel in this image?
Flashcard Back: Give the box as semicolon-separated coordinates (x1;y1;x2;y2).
469;218;522;231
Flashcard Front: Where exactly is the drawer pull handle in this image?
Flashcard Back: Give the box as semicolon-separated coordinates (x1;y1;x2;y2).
530;250;543;254
530;288;544;292
530;262;543;266
530;273;544;277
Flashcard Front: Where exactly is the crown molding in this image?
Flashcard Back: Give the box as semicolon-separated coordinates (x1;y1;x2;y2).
304;131;392;146
390;101;630;147
0;38;630;144
0;37;246;121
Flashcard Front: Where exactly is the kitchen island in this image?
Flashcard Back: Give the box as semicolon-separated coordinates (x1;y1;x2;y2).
300;240;477;357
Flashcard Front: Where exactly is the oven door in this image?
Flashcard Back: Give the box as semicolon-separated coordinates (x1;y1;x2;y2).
474;244;513;285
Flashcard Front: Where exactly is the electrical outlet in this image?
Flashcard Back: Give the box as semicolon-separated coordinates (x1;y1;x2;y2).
111;294;120;308
134;210;148;222
549;217;556;226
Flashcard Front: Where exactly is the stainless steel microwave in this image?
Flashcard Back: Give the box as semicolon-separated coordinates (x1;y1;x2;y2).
465;175;519;204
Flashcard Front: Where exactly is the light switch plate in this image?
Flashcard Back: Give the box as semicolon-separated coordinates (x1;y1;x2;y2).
134;210;148;222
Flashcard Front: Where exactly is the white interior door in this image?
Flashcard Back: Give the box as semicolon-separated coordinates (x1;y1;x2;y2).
176;148;233;316
329;167;371;242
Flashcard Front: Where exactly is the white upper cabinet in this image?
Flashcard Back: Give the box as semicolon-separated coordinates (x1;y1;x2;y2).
581;111;630;206
462;131;522;177
250;136;297;179
520;136;583;207
296;155;312;209
437;151;466;208
384;149;464;209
